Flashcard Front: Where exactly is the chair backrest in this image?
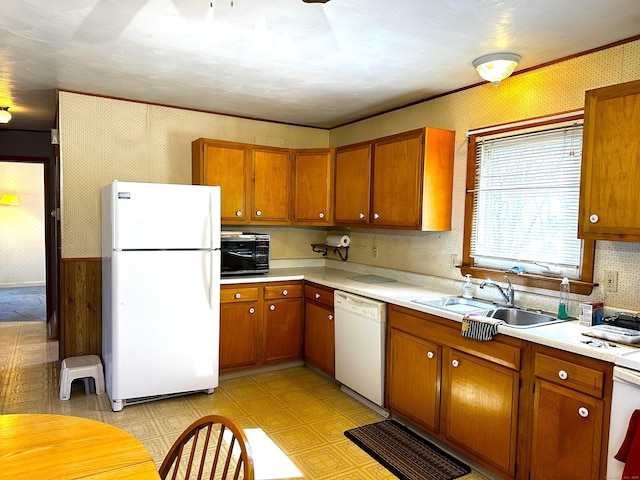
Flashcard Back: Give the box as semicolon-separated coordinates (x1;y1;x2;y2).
159;415;255;480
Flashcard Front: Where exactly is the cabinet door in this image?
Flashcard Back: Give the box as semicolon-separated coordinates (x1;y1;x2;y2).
219;302;259;370
304;301;335;377
292;149;334;226
251;147;291;224
443;348;518;476
371;130;423;228
530;380;603;480
264;298;303;362
193;140;250;224
579;80;640;240
387;329;440;433
334;144;371;225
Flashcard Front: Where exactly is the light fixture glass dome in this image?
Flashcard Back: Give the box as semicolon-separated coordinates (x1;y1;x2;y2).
472;53;522;86
0;107;11;124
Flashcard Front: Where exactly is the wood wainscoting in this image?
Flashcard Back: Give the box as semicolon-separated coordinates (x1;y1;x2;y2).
60;258;102;360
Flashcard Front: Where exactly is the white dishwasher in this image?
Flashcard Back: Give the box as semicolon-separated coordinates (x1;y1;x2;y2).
334;291;386;407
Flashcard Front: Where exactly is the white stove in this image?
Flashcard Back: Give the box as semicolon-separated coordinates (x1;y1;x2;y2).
608;347;640;478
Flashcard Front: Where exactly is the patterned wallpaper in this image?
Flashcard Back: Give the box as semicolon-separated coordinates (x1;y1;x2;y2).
0;162;46;286
59;39;640;311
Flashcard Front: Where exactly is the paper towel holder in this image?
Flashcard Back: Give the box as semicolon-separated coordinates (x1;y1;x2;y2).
311;243;349;261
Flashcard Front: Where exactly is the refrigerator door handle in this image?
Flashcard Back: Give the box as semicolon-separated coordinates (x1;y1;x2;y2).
209;252;216;310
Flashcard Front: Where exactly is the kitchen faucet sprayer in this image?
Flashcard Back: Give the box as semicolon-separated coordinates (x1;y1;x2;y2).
479;275;515;307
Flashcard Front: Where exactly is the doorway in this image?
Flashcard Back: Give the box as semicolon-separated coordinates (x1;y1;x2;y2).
0;154;58;341
0;162;46;322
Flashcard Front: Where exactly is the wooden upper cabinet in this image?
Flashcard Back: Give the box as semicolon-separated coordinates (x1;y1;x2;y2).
292;149;334;226
250;146;291;224
335;127;454;230
191;139;250;224
334;143;371;225
579;79;640;241
372;130;424;228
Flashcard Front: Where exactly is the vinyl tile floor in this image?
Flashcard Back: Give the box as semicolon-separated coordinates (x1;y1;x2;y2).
0;321;495;479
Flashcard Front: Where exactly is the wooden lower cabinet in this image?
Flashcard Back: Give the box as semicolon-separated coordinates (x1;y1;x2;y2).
219;286;260;371
443;348;519;475
220;282;303;373
388;329;440;432
529;347;610;480
220;300;260;370
263;285;303;362
303;282;335;377
386;304;522;479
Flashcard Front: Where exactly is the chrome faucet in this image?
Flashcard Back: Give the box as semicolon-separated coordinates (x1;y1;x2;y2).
479;276;515;307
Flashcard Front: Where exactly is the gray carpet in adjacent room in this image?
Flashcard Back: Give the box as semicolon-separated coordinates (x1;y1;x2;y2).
0;286;46;322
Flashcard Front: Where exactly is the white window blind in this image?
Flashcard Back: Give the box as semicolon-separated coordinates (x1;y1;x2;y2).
470;123;583;278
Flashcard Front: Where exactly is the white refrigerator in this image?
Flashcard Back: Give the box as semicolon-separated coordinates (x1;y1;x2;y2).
101;181;221;412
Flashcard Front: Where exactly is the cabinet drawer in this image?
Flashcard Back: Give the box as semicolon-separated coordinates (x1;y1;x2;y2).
534;353;605;398
220;287;259;303
304;283;334;307
264;284;302;299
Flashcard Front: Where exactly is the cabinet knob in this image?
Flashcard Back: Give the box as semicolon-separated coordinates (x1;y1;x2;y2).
451;359;459;368
315;293;320;299
235;210;242;217
589;214;599;224
235;293;241;299
373;213;380;219
282;289;288;296
427;351;435;359
318;212;324;219
558;370;568;380
578;407;589;418
359;213;365;219
256;210;262;216
328;314;334;321
249;307;255;314
270;304;276;311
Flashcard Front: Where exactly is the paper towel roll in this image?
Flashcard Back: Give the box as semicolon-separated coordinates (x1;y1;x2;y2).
326;234;350;247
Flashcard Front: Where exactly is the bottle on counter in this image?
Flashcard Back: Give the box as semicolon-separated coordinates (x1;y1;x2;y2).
462;274;475;299
557;277;570;319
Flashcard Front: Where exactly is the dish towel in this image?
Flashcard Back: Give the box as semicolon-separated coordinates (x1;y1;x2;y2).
615;409;640;479
461;314;505;341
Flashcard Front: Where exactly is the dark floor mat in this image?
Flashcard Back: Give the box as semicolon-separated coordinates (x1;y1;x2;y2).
345;420;471;480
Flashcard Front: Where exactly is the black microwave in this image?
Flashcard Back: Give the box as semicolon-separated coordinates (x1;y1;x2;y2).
220;233;270;276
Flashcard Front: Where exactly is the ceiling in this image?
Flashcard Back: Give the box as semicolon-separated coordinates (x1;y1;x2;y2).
2;0;640;131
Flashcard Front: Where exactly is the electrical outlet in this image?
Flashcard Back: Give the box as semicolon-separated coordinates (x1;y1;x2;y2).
451;254;458;268
604;270;618;292
372;245;379;259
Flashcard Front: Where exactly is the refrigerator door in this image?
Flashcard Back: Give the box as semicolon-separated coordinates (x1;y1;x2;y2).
109;181;221;250
107;249;220;402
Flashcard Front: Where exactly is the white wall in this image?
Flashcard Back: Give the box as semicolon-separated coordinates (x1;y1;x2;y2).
0;162;46;286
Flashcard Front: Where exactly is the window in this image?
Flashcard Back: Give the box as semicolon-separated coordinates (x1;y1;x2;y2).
462;114;595;295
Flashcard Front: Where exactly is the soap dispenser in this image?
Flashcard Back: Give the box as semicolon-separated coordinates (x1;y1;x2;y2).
462;274;475;299
557;277;570;319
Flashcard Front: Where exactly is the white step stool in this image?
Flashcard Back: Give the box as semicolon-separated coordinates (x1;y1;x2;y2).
60;355;105;400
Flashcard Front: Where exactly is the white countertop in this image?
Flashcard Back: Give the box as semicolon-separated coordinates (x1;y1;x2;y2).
222;266;639;363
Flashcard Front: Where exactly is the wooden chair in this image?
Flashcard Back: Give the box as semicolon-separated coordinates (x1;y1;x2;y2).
159;415;255;480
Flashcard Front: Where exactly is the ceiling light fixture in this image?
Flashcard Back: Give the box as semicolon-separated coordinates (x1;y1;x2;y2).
0;106;11;124
302;0;330;3
472;53;522;87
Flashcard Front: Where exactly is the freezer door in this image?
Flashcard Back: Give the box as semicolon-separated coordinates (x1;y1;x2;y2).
108;181;221;250
108;249;220;401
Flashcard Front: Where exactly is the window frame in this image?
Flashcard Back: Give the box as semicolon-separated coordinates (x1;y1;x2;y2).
461;113;596;295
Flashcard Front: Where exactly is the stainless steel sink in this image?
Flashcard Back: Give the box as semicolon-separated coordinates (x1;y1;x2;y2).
488;307;566;328
412;296;496;315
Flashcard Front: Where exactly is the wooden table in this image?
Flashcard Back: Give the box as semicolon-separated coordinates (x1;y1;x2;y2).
0;414;160;479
